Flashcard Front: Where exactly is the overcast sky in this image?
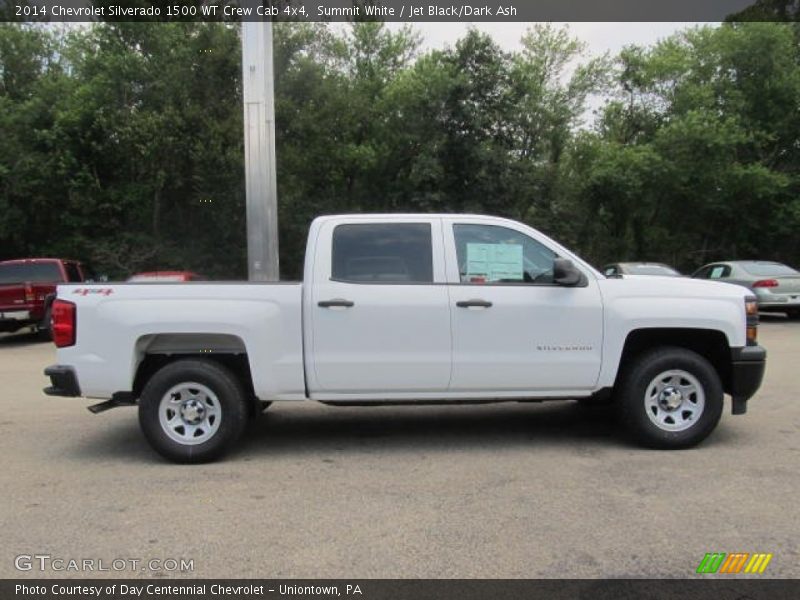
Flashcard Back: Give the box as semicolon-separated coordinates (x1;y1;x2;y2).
399;22;705;56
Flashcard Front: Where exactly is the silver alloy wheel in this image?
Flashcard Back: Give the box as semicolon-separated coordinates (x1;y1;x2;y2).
158;382;221;445
644;369;705;432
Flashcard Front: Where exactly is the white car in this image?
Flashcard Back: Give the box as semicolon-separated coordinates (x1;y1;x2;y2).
44;214;766;462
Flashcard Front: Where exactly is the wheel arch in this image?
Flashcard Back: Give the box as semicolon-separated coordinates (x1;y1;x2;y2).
615;328;732;394
132;333;258;414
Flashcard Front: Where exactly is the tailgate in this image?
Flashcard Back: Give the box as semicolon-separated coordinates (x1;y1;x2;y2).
0;284;27;311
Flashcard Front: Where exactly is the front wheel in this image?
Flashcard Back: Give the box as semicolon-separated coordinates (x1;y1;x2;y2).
139;359;248;463
615;347;723;449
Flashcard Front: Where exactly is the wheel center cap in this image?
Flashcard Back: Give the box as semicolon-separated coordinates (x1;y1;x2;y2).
658;386;684;411
180;399;206;424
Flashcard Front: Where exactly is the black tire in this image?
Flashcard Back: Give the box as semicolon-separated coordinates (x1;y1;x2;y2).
37;306;53;341
787;309;800;320
138;359;248;463
615;347;723;449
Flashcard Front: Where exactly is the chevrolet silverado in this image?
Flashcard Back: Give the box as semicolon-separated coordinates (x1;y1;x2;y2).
43;214;766;462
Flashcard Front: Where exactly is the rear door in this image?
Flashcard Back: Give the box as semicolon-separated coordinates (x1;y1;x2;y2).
444;219;603;394
306;218;452;396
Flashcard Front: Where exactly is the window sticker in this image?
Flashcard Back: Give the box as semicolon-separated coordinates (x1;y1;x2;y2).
465;243;523;283
710;266;725;279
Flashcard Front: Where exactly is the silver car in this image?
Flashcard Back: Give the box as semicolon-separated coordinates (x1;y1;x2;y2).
692;260;800;318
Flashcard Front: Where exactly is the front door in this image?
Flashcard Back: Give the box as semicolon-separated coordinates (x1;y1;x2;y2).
444;220;603;394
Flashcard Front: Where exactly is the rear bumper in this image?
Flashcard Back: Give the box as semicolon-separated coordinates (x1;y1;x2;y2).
0;310;34;332
729;346;766;414
758;303;800;312
754;291;800;310
43;365;81;397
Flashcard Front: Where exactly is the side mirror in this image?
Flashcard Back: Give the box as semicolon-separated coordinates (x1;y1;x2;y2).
553;258;585;287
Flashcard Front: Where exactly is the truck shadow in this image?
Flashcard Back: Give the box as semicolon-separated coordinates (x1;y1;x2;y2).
68;399;743;463
68;402;623;464
0;331;45;347
240;402;623;457
68;416;155;463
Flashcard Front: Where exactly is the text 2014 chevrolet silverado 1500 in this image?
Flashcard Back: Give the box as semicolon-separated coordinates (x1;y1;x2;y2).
43;215;766;462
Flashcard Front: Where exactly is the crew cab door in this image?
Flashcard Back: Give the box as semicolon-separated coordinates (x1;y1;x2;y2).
443;218;603;394
305;218;451;396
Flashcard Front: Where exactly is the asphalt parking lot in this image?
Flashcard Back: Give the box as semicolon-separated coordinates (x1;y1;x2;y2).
1;319;798;579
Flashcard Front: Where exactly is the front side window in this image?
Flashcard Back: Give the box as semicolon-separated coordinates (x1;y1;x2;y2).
693;266;712;279
453;224;556;284
332;223;433;283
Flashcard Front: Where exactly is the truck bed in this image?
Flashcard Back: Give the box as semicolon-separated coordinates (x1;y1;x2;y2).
56;282;306;400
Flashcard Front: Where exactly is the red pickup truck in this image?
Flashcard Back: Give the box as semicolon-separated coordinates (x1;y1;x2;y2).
0;258;88;337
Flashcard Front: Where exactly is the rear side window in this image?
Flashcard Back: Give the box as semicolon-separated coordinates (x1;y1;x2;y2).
332;223;433;283
0;262;63;284
65;263;82;282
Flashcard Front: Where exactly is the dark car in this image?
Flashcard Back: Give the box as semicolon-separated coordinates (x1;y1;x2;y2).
603;262;682;277
692;260;800;318
0;258;88;337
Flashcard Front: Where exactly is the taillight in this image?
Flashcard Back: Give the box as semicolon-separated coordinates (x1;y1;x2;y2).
24;282;34;303
51;299;76;348
753;279;778;288
745;297;758;346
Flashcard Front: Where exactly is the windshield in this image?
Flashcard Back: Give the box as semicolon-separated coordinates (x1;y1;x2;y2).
625;265;680;276
0;262;63;284
740;262;798;277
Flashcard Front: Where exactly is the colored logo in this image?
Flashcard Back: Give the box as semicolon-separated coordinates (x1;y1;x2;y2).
696;552;773;574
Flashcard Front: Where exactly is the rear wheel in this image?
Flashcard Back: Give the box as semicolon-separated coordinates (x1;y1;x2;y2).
139;359;248;463
37;305;53;341
615;347;723;449
787;309;800;320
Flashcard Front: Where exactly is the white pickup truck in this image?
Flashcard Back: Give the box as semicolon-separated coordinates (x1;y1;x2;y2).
44;214;766;462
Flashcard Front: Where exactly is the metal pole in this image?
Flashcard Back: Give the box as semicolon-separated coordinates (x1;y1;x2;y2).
242;15;280;281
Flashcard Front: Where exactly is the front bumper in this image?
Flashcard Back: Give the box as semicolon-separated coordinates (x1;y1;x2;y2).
729;345;766;414
43;365;81;397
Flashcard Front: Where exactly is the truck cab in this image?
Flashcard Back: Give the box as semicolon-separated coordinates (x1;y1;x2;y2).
304;215;603;399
